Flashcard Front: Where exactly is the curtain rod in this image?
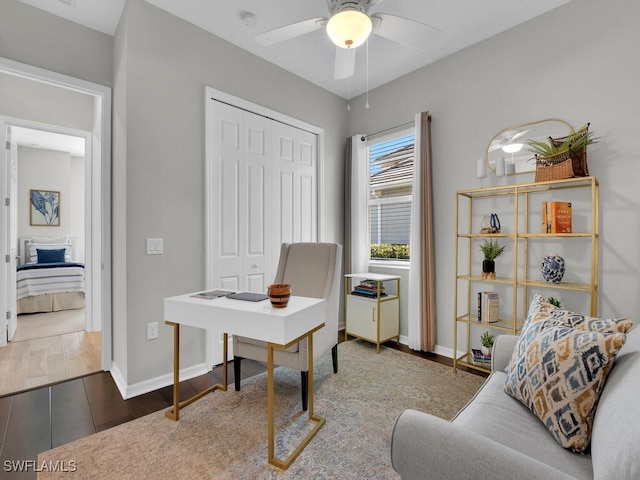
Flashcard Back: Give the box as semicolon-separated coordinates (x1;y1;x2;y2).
364;120;417;140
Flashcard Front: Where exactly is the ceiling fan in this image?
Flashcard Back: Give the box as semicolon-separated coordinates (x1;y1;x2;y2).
254;0;442;79
488;128;530;152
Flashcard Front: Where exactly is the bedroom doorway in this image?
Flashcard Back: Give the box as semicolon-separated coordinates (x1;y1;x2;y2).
0;56;112;393
0;123;100;395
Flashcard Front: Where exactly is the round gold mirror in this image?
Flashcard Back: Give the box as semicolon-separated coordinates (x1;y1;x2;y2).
486;118;574;175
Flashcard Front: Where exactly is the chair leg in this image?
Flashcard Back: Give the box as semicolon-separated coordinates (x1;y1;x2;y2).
234;356;242;391
301;371;308;411
332;344;338;374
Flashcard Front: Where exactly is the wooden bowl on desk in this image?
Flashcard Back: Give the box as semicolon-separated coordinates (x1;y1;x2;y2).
267;284;291;308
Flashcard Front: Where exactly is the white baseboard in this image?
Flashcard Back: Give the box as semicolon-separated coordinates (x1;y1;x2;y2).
397;335;453;359
109;360;210;400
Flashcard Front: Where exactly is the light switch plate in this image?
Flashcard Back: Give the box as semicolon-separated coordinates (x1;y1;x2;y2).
146;238;163;255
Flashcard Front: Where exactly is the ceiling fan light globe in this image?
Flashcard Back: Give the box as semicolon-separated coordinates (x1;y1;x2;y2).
326;10;372;49
502;143;524;153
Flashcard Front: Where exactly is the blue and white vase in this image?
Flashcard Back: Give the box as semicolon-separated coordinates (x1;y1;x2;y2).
541;255;565;283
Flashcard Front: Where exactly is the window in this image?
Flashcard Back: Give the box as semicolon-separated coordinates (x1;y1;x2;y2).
368;130;415;262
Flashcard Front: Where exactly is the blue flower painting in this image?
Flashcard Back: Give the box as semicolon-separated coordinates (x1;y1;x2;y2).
30;190;60;226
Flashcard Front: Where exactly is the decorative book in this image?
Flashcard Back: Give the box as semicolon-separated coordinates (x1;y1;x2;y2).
542;201;572;233
477;291;499;323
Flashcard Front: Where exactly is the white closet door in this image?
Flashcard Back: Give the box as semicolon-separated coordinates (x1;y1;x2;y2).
210;102;271;292
243;112;271;293
271;121;317;267
208;98;318;366
210;101;243;291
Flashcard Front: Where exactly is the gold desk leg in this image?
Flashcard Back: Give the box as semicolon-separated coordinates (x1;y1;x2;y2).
267;328;326;470
165;324;228;421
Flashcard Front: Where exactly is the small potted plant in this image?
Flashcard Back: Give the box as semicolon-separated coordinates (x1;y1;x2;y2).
480;331;494;356
479;239;506;279
547;296;562;308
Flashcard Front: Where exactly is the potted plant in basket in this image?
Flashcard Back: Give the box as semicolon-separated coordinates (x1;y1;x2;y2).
526;123;598;180
479;239;506;279
480;331;494;357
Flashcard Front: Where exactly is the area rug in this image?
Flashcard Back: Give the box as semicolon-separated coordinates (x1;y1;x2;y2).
37;340;485;479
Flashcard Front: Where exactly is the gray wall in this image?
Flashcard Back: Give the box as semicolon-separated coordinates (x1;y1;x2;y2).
114;0;347;384
0;0;113;87
0;73;96;130
348;0;640;353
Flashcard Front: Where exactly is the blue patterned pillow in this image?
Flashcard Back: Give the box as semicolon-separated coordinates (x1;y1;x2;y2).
505;295;629;452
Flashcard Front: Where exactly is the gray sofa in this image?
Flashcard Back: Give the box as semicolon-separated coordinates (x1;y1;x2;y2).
391;326;640;480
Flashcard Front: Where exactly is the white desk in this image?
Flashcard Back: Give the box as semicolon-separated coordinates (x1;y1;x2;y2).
163;292;326;470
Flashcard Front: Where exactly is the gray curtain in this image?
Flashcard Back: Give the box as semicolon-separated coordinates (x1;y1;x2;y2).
408;112;436;351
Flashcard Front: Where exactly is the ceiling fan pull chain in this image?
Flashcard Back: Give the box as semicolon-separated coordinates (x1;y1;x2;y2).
365;37;370;109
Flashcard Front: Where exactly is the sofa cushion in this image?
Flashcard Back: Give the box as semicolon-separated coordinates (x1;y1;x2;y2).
453;372;594;479
590;326;640;480
504;297;628;452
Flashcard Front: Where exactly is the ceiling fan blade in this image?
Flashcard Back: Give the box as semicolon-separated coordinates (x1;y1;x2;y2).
371;13;442;50
254;17;326;46
334;47;356;79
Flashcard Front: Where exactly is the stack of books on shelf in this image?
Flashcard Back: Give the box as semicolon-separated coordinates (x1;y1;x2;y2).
471;349;492;368
542;201;572;233
477;291;499;323
351;279;386;298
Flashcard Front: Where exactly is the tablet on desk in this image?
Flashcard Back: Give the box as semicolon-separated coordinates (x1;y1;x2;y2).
227;292;269;302
190;290;235;299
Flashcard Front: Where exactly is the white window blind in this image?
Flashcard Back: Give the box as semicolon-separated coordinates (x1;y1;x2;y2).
368;131;415;261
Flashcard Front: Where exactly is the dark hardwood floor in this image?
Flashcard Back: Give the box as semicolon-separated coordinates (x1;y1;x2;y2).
0;334;484;479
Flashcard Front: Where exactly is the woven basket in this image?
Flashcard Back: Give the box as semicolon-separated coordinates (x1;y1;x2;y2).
534;124;590;182
535;149;575;182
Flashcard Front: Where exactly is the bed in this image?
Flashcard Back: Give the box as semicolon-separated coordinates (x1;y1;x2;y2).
17;237;85;314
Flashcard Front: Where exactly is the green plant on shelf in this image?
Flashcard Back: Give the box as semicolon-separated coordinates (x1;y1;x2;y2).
526;123;598;158
480;331;494;349
547;296;562;308
479;239;506;261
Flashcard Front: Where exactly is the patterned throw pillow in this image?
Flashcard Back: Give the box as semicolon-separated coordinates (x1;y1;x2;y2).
523;294;633;334
504;295;630;452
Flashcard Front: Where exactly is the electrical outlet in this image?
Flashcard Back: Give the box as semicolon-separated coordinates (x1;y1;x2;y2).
147;322;159;340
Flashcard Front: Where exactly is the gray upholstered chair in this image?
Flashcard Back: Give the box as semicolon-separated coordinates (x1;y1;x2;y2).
233;242;342;411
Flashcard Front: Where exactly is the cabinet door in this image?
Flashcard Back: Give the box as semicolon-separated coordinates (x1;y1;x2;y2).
346;295;377;341
379;299;399;339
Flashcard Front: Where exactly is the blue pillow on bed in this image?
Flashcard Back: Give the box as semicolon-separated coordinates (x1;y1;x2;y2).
37;248;65;263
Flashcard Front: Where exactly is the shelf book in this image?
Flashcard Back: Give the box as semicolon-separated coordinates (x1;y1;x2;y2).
477;291;499;323
471;349;492;367
542;201;572;233
351;279;386;298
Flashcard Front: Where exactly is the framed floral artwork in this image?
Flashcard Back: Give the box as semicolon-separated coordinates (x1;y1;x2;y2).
30;189;60;226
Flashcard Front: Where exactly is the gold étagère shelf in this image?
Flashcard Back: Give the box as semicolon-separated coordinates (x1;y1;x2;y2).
453;176;599;373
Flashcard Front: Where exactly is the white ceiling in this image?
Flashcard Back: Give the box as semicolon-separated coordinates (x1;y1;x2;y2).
12;126;86;157
17;0;572;99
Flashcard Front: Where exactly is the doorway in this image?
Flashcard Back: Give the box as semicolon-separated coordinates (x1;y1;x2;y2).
0;57;112;388
0;124;99;395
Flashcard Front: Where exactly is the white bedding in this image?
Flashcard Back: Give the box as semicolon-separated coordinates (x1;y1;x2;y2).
17;263;85;300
